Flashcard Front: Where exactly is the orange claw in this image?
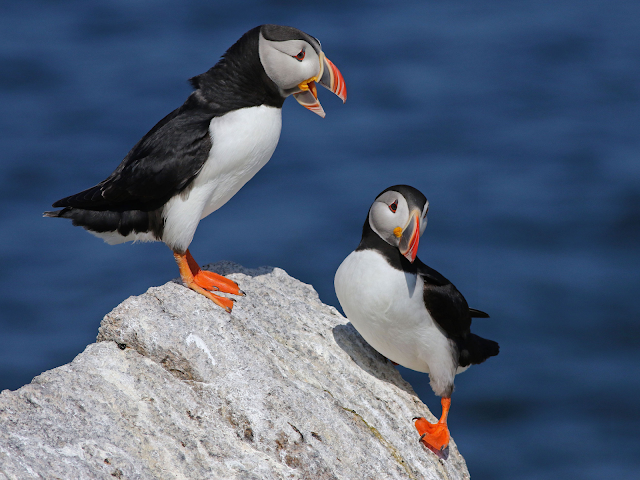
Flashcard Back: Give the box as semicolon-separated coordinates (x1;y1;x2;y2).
414;397;451;459
174;250;238;312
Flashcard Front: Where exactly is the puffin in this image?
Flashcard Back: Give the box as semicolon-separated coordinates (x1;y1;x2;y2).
45;24;346;312
334;185;499;458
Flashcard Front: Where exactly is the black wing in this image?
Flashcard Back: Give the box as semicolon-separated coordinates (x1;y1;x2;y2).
416;258;499;366
415;259;472;338
52;94;215;212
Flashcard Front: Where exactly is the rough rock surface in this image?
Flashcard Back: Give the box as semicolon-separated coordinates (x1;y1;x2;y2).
0;262;470;479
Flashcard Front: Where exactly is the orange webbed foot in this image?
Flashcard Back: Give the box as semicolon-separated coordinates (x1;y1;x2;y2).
413;397;451;459
413;417;450;459
193;270;245;295
174;250;239;313
186;250;244;295
187;282;235;313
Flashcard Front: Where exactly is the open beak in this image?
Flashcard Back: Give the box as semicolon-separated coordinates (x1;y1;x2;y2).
318;55;347;102
398;210;421;263
293;52;346;118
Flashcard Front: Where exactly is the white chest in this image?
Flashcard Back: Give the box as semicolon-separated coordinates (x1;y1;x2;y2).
161;106;282;251
198;105;283;218
335;250;452;374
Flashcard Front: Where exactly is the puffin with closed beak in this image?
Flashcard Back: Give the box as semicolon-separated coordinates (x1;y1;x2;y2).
334;185;499;458
45;24;346;312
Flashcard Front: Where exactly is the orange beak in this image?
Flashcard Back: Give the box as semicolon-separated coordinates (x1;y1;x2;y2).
318;55;347;103
293;80;325;117
399;211;421;263
293;53;346;118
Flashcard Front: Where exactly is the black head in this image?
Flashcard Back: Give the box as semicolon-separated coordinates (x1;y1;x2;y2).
260;25;322;53
258;24;346;117
188;25;346;117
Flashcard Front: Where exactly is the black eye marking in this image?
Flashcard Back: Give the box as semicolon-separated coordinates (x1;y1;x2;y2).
295;50;305;61
389;200;398;213
423;206;429;217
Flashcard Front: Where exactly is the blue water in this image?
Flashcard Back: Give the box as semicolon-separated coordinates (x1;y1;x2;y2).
1;1;639;478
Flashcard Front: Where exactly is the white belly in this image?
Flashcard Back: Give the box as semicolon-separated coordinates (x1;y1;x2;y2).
162;105;282;252
335;250;458;395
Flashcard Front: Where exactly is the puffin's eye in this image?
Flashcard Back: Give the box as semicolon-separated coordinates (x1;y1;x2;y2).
389;200;398;213
423;206;429;217
295;50;305;61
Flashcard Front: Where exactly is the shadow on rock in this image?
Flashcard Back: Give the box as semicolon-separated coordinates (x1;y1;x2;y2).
201;261;275;278
332;323;417;397
167;261;277;285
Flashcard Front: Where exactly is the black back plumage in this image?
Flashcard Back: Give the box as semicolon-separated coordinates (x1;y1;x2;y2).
356;186;499;368
45;25;284;239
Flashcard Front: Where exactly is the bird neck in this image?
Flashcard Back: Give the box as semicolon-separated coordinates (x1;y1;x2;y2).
189;26;285;113
356;217;418;274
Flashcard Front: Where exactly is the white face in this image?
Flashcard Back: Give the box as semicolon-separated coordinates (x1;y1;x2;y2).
369;190;429;247
258;34;322;94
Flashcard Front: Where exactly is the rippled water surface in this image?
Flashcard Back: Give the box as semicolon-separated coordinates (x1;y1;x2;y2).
1;1;639;478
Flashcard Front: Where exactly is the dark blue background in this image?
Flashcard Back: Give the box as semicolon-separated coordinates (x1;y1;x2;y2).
1;1;638;478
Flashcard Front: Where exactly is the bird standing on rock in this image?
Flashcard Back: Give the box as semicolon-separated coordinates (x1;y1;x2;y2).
45;25;346;312
334;185;499;458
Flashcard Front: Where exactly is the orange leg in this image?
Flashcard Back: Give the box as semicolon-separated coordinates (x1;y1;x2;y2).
174;251;235;313
413;397;451;458
185;250;244;296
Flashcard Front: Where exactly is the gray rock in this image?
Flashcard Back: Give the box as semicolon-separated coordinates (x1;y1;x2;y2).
0;262;470;479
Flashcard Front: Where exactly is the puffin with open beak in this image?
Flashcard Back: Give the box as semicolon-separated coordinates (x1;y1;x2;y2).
45;24;346;312
335;185;499;458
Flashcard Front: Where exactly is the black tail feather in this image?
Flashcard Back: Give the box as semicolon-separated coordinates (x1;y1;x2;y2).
469;308;490;318
44;207;164;238
457;333;499;368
